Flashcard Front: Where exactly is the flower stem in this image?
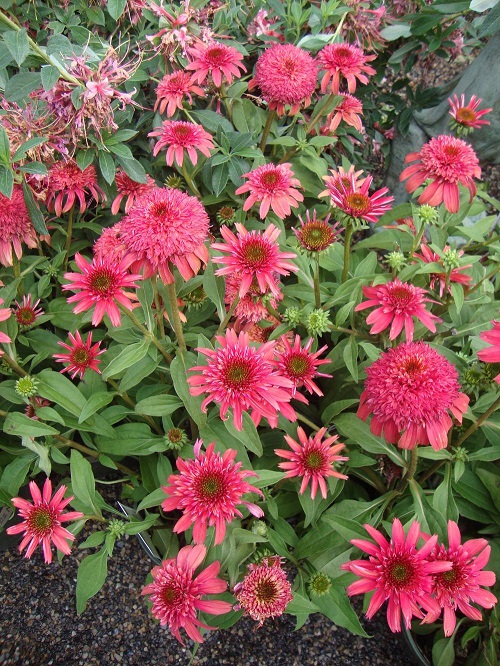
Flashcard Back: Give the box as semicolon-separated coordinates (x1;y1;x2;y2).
152;276;166;340
1;353;27;376
296;413;321;432
406;448;419;481
314;256;321;309
259;109;276;153
63;207;74;272
454;394;500;448
180;162;202;198
119;306;173;364
167;281;187;354
213;294;240;342
411;220;427;255
341;221;354;283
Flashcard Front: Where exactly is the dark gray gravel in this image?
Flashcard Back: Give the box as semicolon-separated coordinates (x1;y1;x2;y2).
0;528;411;666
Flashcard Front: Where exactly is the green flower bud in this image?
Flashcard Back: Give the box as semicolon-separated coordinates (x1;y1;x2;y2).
164;175;184;190
387;251;405;271
15;375;39;399
283;307;302;327
305;309;331;336
251;520;268;538
308;572;332;597
453;446;469;463
217;206;236;226
417;204;439;226
441;247;461;271
107;519;126;538
165;427;188;451
184;286;206;310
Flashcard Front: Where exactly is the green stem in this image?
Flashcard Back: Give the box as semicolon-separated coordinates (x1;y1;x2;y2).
406;448;419;481
167;280;187;354
313;256;321;309
278;147;298;164
119;306;173;365
106;378;163;436
1;353;27;376
296;413;321;432
468;264;500;296
213;294;240;342
355;467;387;495
454;394;500;448
342;222;354;283
266;302;282;320
63;207;74;271
180;162;202;198
152;276;166;340
83;514;108;523
411;221;427;255
259;109;276;153
328;323;369;338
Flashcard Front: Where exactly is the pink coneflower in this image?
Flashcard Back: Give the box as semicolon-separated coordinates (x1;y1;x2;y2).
414;244;472;297
321;171;393;224
400;135;481;214
341;518;452;633
45;160;106;216
186;40;246;87
188;328;297;430
149;120;214;167
448;94;492;133
248;43;317;115
0;186;38;267
154;70;205;117
423;521;497;636
357;342;469;450
317;43;376;94
321;164;366;194
162;439;264;545
53;330;106;380
275;426;348;499
274;335;331;396
211;223;297;299
234;163;303;219
224;272;282;324
293;211;342;253
141;544;232;644
111;171;156;215
324;93;363;133
478;320;500;383
6;478;84;564
93;223;128;262
234;556;293;626
355;279;442;342
0;298;12;348
63;252;141;327
14;295;43;327
119;187;210;283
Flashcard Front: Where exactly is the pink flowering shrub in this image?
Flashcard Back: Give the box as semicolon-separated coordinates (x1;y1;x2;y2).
0;0;499;662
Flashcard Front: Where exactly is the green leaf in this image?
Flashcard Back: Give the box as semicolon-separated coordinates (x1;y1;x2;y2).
170;352;207;428
432;463;459;523
191;110;233;133
79;392;114;424
252;470;283;488
409;479;447;539
70;450;100;516
432;636;456;666
321;399;359;424
96;424;165;456
3;29;30;66
124;513;158;535
22;180;48;234
102;340;151;380
0;126;10;163
3;411;59;438
79;531;106;549
22;436;51;476
286;593;319;616
115;156;147;184
137;487;166;511
0;165;14;198
4;72;41;103
134;394;183;417
333;413;406;467
13;137;48;162
211;163;229;196
107;0;127;19
99;150;115;185
19;162;47;176
40;64;60;91
76;150;95;171
0;456;32;496
314;589;369;637
37;369;86;417
203;259;226;321
224;412;263;456
323;515;368;544
342;336;358;382
76;548;108;614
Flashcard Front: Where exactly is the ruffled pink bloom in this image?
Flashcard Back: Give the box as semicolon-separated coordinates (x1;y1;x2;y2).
53;330;106;380
0;186;38;267
188;328;297;430
275;426;348;499
224;272;282;325
321;164;366;194
324;93;363;133
317;43;376;94
14;295;43;327
119;187;210;283
186;40;246;87
162;439;264;545
355;278;442;342
248;43;317;116
0;298;12;347
423;521;497;636
63;252;141;327
293;211;343;253
141;544;232;644
149;120;214;167
234;556;293;626
235;163;303;219
6;478;84;564
154;70;205;116
357;342;469;450
448;94;492;131
211;223;297;299
111;171;156;215
341;518;452;633
400;135;481;214
413;244;472;297
93;223;128;262
45;160;106;216
478;320;500;383
273;335;331;396
321;171;393;223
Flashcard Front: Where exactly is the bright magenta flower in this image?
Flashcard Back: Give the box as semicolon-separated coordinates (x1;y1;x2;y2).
355;278;442;342
0;297;12;348
224;272;283;324
93;223;128;262
478;320;500;383
235;163;303;219
149;120;214;167
423;521;497;636
321;170;393;223
111;171;156;215
6;478;84;564
275;426;348;499
186;40;246;87
188;328;297;430
14;294;43;327
45;160;106;216
234;556;293;626
413;244;472;297
317;42;376;94
63;252;141;327
162;439;264;545
274;335;331;396
400;135;481;214
53;330;106;380
249;43;317;115
119;187;210;283
212;223;297;299
341;518;452;633
448;94;492;131
141;544;232;644
357;342;469;450
325;93;363;133
293;211;343;253
0;186;38;267
154;70;205;116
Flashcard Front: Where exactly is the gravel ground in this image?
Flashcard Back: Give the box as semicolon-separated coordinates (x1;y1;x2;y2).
0;529;411;666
